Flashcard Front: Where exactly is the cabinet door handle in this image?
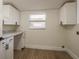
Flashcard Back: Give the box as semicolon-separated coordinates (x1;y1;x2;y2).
5;44;9;50
3;20;4;25
9;39;13;42
2;42;5;44
16;22;17;25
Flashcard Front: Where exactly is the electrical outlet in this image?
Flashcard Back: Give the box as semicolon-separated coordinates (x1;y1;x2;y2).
76;31;79;35
62;46;65;48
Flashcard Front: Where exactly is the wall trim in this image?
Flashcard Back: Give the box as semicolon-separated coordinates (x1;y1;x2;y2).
66;48;79;59
25;44;66;51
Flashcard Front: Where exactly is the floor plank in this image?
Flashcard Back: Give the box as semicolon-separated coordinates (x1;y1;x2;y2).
14;48;73;59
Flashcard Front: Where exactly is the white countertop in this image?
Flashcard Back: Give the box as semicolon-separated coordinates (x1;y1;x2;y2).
3;32;23;38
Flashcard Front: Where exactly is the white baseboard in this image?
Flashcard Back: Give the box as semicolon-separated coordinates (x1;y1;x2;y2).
14;48;22;50
66;48;79;59
25;44;66;51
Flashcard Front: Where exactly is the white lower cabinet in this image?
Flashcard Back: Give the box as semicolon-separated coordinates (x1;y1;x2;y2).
0;39;6;59
6;36;14;59
0;36;14;59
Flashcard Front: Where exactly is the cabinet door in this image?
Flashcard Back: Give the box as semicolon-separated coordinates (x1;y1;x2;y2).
0;40;6;59
9;5;16;25
13;8;20;25
66;3;76;24
3;5;12;24
10;6;16;24
16;10;20;25
3;5;16;25
6;37;14;59
60;5;67;25
8;39;14;59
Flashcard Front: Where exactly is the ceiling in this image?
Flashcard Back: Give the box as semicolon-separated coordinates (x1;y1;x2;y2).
3;0;74;11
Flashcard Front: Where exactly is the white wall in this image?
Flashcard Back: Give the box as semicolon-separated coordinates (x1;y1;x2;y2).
65;25;79;57
17;6;79;58
0;1;3;37
19;9;66;49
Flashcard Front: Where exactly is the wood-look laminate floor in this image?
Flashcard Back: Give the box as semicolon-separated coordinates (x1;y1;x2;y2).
14;48;73;59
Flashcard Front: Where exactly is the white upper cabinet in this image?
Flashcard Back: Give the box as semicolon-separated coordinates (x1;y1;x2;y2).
3;5;20;25
60;2;77;25
14;8;20;25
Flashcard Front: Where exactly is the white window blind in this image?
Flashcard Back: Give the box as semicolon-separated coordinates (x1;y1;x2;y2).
29;14;46;29
29;22;46;29
29;14;46;21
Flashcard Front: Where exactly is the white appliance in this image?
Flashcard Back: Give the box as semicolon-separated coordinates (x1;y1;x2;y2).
0;36;14;59
6;36;14;59
0;38;6;59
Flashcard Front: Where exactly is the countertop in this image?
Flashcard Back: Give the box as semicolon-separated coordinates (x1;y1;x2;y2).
3;32;23;38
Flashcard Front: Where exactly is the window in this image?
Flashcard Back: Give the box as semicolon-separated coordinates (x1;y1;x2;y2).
29;14;46;29
29;22;46;29
29;14;46;21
